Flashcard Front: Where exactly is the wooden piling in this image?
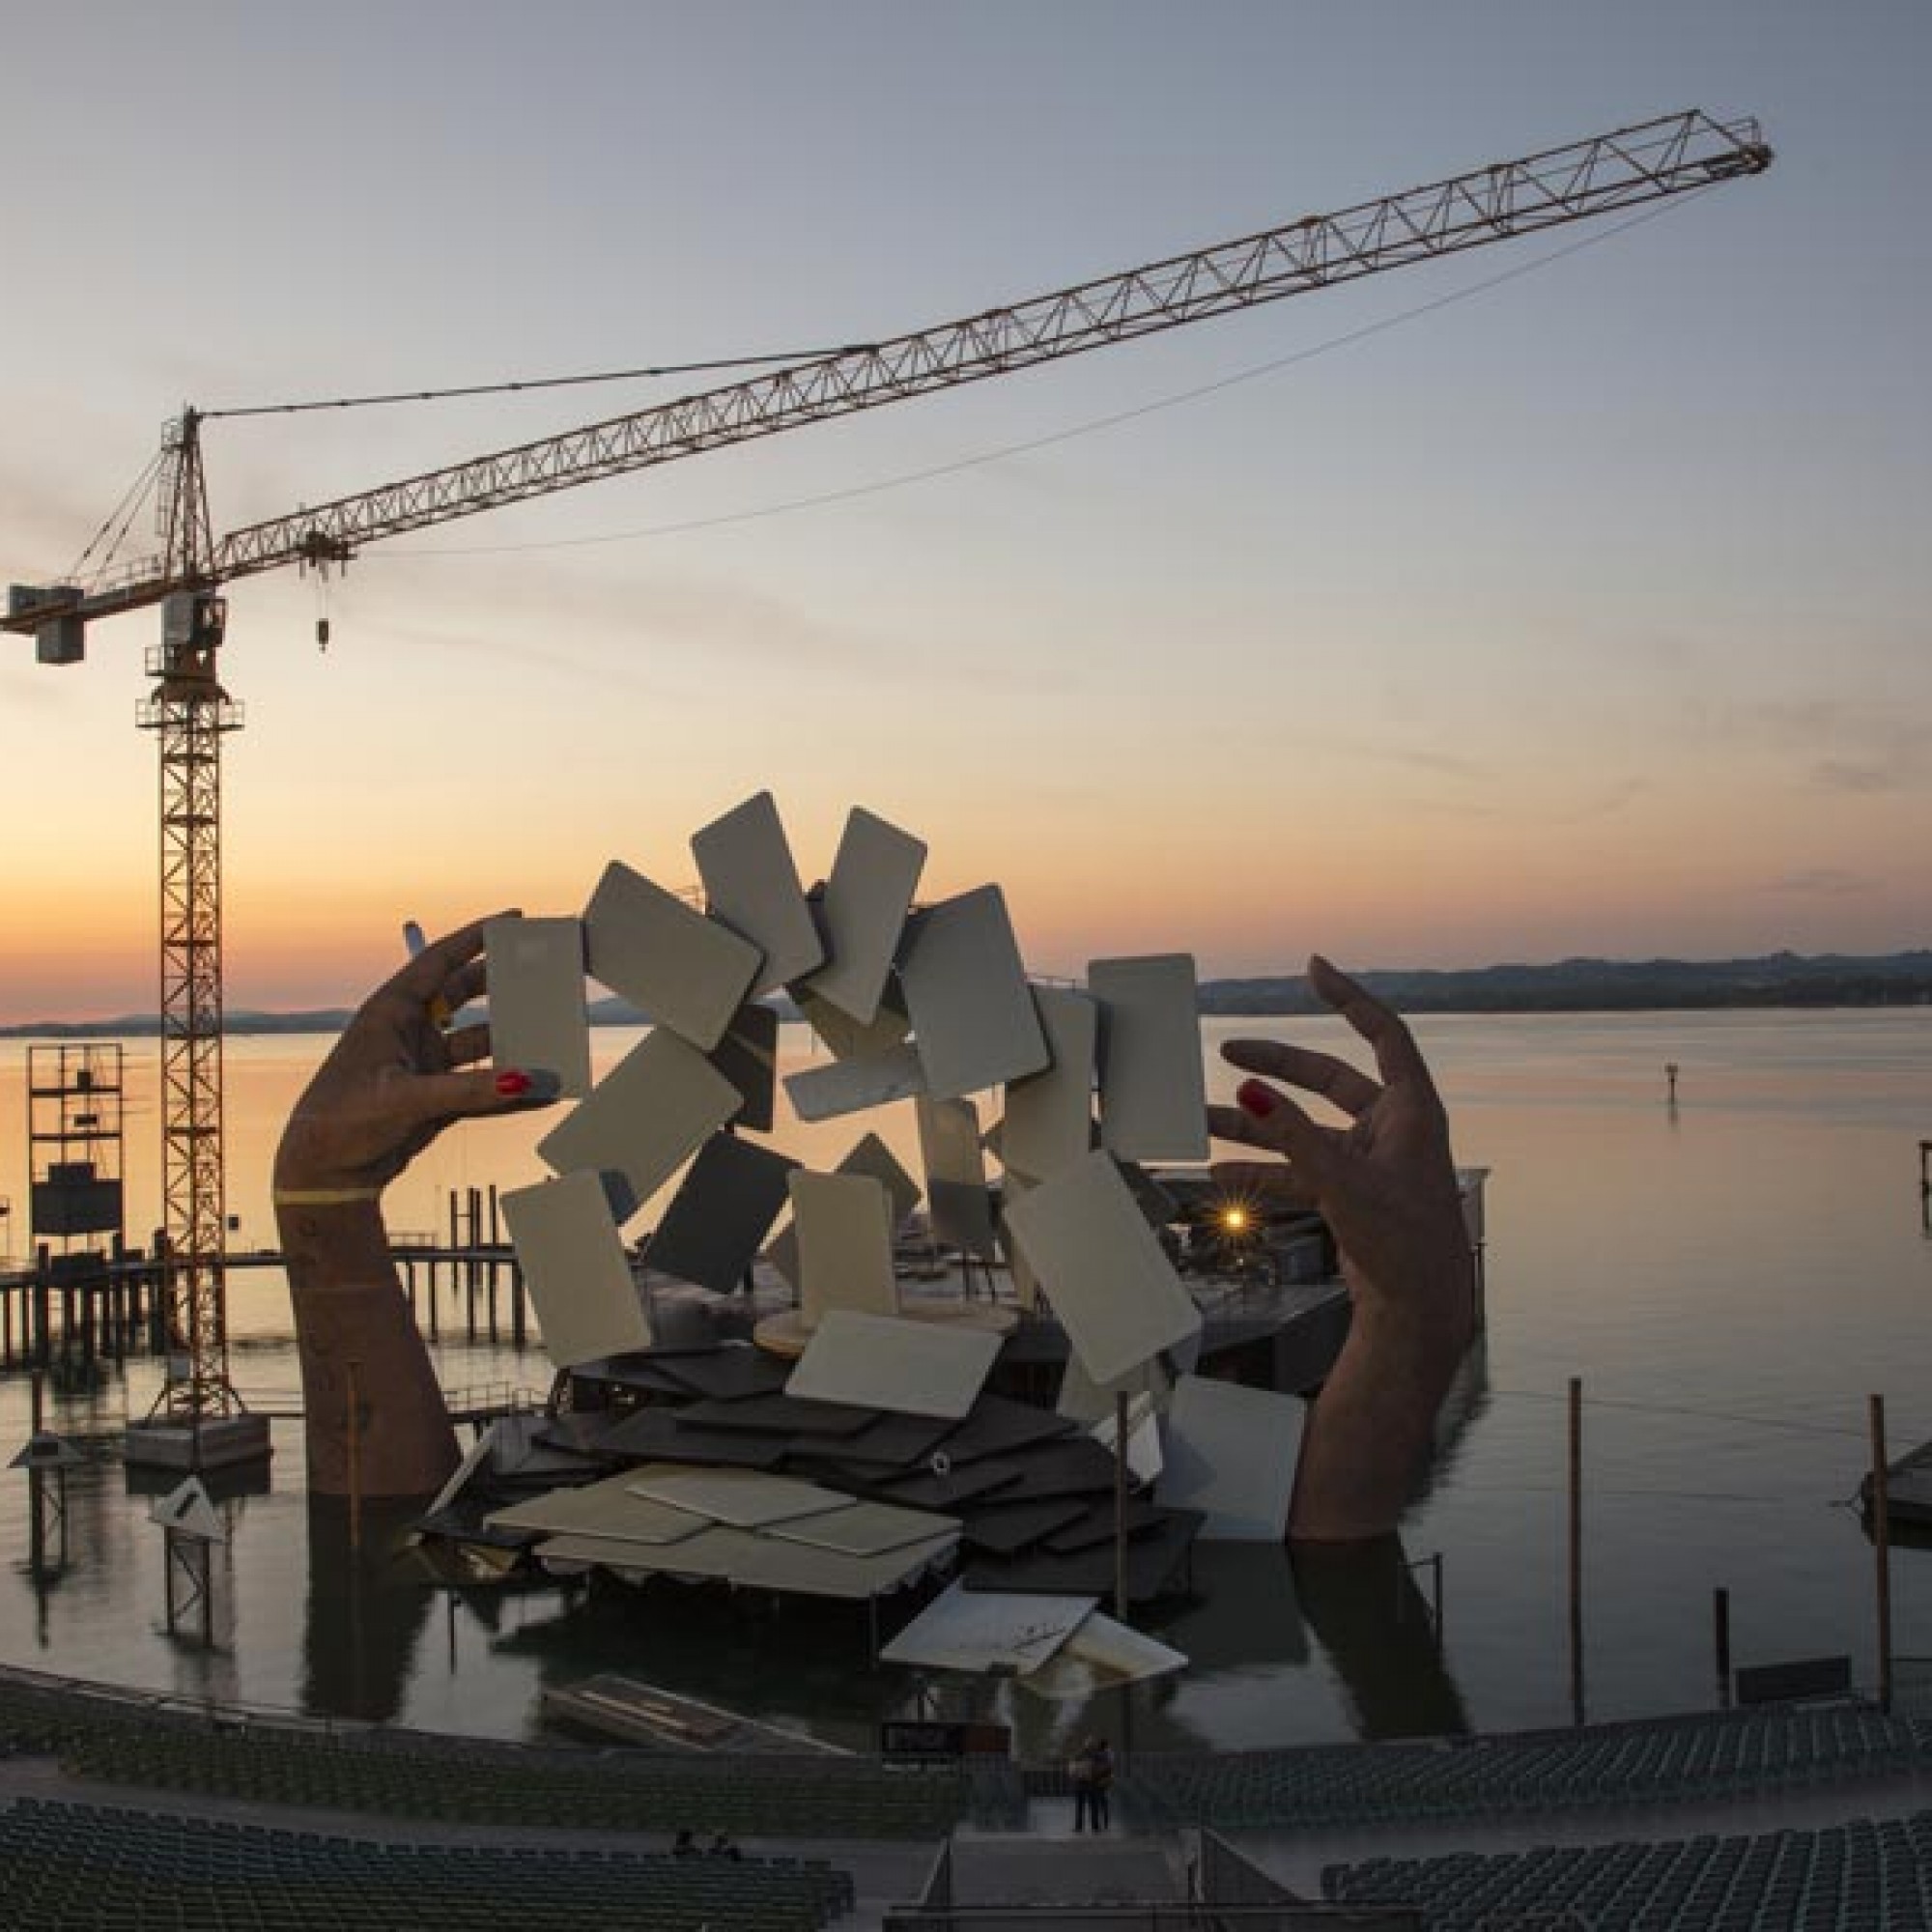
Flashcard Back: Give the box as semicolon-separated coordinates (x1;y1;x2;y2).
1569;1376;1585;1726
1871;1393;1893;1715
1714;1586;1731;1708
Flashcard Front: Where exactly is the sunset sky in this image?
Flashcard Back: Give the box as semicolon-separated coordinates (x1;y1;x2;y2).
1;2;1926;1024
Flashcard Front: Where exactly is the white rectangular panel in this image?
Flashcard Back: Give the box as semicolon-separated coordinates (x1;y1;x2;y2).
786;1309;1000;1419
880;1579;1098;1675
789;1169;898;1323
783;1040;927;1122
765;1131;922;1290
582;860;760;1051
692;790;824;993
1023;1612;1188;1694
896;886;1049;1099
799;806;927;1024
1089;953;1208;1161
1000;1149;1202;1387
728;1531;958;1602
1159;1373;1304;1542
1000;986;1098;1183
537;1524;757;1580
485;915;590;1097
536;1026;742;1222
1090;1391;1164;1484
764;1498;958;1556
486;1471;707;1544
500;1169;651;1368
624;1466;851;1528
1055;1321;1200;1423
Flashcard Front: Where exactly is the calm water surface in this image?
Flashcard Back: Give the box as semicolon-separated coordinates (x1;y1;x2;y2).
2;1009;1928;1755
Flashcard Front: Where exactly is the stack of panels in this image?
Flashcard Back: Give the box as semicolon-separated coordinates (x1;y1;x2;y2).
510;1356;1198;1596
491;1465;962;1605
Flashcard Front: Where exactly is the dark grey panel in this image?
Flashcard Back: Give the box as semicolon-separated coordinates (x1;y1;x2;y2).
646;1345;795;1402
958;1498;1089;1556
594;1407;790;1468
938;1394;1078;1466
996;1437;1120;1500
1039;1498;1169;1552
533;1412;628;1460
877;1456;1029;1512
961;1509;1203;1603
645;1133;798;1294
569;1353;704;1398
824;1411;959;1468
709;1001;781;1133
679;1393;880;1437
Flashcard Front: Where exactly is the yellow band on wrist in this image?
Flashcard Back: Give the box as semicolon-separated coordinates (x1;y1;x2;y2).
273;1187;381;1207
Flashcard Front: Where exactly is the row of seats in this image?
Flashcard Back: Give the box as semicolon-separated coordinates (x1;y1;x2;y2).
56;1722;960;1838
1325;1809;1932;1931
1122;1704;1930;1830
0;1796;851;1932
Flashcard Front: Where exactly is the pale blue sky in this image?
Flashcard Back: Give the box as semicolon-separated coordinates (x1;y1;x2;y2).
1;2;1926;1018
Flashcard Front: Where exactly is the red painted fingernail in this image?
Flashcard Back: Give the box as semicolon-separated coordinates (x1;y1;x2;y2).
495;1070;532;1097
1236;1078;1279;1118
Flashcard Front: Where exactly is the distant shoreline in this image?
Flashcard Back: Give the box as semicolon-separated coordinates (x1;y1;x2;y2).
5;949;1927;1037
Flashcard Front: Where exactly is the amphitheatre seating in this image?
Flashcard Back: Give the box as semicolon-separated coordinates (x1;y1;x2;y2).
57;1721;962;1839
1324;1810;1932;1930
0;1795;852;1931
1120;1704;1932;1831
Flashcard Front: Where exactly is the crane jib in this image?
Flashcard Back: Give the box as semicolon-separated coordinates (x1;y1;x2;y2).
8;106;1768;636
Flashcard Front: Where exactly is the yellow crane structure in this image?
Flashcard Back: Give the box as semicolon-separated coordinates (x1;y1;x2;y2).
3;110;1770;1468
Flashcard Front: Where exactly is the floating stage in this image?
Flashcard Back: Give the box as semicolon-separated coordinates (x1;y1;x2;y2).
412;1252;1369;1676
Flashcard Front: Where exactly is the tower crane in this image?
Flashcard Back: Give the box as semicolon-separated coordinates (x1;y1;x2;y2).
4;109;1770;1466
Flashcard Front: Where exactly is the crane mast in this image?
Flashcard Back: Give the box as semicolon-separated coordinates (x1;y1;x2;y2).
134;415;242;1440
4;108;1770;1467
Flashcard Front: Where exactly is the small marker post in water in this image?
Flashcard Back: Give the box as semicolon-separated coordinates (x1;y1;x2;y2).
1713;1586;1732;1709
1665;1063;1680;1107
1569;1376;1585;1727
1871;1393;1893;1716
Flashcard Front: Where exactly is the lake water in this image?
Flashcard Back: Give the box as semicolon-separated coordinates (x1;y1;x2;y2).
2;1009;1929;1758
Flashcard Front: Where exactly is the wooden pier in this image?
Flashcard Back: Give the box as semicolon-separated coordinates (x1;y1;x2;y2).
0;1184;532;1372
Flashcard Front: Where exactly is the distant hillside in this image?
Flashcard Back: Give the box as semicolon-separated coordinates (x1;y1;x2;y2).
3;951;1927;1037
1197;951;1932;1015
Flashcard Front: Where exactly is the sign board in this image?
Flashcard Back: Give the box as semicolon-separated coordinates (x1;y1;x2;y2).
879;1719;1011;1762
1734;1655;1853;1706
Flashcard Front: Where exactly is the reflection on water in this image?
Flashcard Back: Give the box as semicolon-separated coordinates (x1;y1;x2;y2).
302;1499;437;1724
1293;1537;1469;1743
1;1009;1929;1747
